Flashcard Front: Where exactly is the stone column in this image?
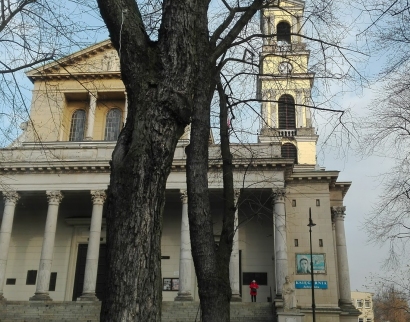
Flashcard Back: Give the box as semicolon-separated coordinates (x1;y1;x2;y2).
30;191;63;301
85;92;97;140
175;190;193;301
331;206;353;307
273;189;287;296
123;91;128;125
230;189;241;301
78;190;106;301
0;191;20;301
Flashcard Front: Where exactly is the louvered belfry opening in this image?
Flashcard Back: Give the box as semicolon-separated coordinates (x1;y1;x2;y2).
278;94;296;129
277;21;291;43
281;143;298;164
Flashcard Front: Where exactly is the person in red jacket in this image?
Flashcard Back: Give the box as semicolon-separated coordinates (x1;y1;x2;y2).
249;280;259;302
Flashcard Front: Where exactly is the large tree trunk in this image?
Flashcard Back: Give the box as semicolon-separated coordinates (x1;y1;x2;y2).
97;0;210;320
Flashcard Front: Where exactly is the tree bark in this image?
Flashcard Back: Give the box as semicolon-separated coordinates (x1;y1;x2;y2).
97;0;210;320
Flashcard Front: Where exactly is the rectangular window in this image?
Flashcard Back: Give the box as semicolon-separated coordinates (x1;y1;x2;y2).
319;239;323;247
364;300;370;308
357;299;363;308
49;272;57;291
26;270;37;285
358;318;363;322
294;239;299;247
6;278;16;285
316;199;320;206
292;200;296;207
366;319;372;322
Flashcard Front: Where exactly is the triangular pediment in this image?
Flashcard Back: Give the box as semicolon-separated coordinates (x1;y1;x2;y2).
26;39;121;82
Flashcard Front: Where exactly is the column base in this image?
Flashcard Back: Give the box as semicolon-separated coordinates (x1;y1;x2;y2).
277;310;304;322
174;293;194;301
230;294;242;302
29;292;52;301
78;293;99;301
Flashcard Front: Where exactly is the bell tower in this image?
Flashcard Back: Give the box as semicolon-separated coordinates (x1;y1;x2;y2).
258;0;317;166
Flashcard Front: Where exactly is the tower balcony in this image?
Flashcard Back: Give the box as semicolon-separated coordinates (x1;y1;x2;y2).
259;127;316;138
262;41;307;54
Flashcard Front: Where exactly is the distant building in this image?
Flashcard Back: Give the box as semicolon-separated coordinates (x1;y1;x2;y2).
351;291;374;322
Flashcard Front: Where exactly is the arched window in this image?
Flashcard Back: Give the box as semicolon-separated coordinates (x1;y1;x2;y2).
281;143;298;163
278;94;296;129
104;108;122;141
277;21;291;43
69;109;86;141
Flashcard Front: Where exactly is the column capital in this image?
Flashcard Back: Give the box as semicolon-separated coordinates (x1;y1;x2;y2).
91;190;106;205
234;189;241;203
3;191;20;204
272;188;286;204
180;190;188;204
331;206;346;221
46;191;63;205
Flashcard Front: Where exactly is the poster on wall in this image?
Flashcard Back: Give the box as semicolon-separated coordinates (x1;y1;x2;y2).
295;253;326;274
163;278;179;291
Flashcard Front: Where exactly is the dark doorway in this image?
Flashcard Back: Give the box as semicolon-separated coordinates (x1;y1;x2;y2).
72;243;106;301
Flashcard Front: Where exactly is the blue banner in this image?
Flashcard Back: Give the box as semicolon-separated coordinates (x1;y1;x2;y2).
295;280;328;289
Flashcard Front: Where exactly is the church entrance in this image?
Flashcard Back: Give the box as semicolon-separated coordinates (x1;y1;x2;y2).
72;244;106;301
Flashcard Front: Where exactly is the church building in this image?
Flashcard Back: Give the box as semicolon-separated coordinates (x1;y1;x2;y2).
0;1;359;321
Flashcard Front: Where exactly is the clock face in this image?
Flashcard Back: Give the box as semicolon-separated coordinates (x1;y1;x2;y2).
278;62;293;74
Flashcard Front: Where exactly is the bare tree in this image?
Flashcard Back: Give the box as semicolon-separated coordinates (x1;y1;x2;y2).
358;0;410;265
95;0;361;321
373;284;410;322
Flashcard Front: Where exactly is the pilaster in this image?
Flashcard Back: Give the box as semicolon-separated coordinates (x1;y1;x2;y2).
331;206;354;309
30;191;63;301
230;189;242;302
273;188;287;297
174;190;193;301
78;190;106;301
0;191;20;301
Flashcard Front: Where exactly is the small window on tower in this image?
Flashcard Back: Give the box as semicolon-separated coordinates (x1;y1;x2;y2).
292;200;296;207
294;239;299;247
281;143;298;164
277;21;291;43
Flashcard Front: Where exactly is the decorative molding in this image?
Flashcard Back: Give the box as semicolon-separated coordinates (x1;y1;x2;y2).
272;188;286;203
46;190;63;204
2;191;20;204
331;206;346;221
180;190;188;204
91;190;106;205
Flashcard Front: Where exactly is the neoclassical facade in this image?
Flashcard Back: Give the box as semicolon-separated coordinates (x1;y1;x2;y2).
0;1;358;321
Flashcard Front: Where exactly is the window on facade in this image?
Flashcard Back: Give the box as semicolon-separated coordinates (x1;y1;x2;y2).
358;319;363;322
26;270;37;285
104;108;122;141
357;299;363;308
364;300;370;308
277;21;291;43
366;319;372;322
281;143;298;164
278;94;296;129
69;109;86;141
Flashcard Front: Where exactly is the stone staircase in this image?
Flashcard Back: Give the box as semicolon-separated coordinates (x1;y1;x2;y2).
0;301;274;322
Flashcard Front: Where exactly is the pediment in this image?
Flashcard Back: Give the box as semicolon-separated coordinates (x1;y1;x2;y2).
26;39;121;81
